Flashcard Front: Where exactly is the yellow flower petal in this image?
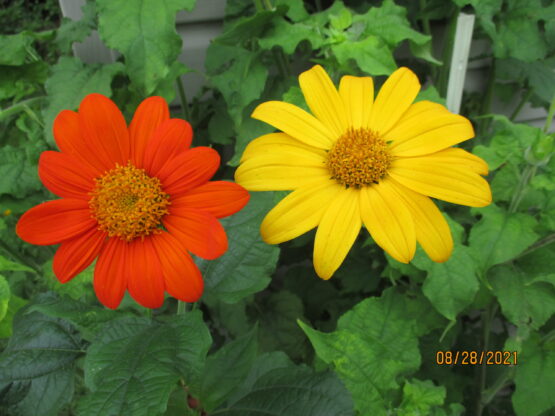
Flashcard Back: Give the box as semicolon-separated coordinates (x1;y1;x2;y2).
240;133;326;163
261;181;342;244
235;156;329;191
339;75;374;129
389;179;453;262
299;65;349;138
418;147;489;175
387;103;474;157
313;187;361;280
252;101;335;149
368;67;420;135
359;178;416;263
389;156;492;207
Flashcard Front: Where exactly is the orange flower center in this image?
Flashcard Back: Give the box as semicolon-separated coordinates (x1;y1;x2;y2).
326;128;391;188
89;162;170;242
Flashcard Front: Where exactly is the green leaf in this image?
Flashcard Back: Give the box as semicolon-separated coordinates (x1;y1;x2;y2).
513;335;555;416
0;309;81;416
200;327;258;412
0;61;48;101
0;254;35;273
332;35;396;76
55;1;96;54
0;275;9;322
199;192;279;303
398;379;446;415
491;265;555;329
0;33;35;66
468;204;539;273
413;245;479;321
42;259;96;302
497;58;555;106
258;18;323;54
299;288;420;415
274;0;309;22
228;116;275;167
43;57;124;147
216;366;353;416
78;311;211;416
217;7;285;45
0;293;26;338
97;0;196;95
209;48;268;126
354;0;430;47
453;0;501;39
257;291;309;361
0;144;44;198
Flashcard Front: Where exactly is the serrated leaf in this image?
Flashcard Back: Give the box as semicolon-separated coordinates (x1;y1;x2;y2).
217;7;285;45
491;265;555;329
43;57;123;147
97;0;195;95
217;366;353;416
332;36;396;76
0;33;35;65
55;1;96;54
513;335;555;416
200;327;258;411
0;144;44;198
198;192;279;303
0;309;81;415
468;204;539;273
0;61;48;101
78;311;211;416
398;379;446;415
299;288;420;415
258;18;323;54
413;245;479;321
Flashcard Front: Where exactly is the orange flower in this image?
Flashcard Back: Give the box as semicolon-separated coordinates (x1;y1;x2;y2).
17;94;249;309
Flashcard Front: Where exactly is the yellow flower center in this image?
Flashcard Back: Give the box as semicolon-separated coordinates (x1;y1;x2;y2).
326;128;392;188
89;162;170;242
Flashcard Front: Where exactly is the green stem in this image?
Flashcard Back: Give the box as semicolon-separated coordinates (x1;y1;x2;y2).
508;164;537;213
437;12;458;96
0;97;44;121
256;0;290;79
481;367;516;408
0;240;41;273
176;77;191;121
253;0;264;12
510;88;532;121
543;93;555;133
514;233;555;260
476;303;498;416
177;300;187;315
419;0;432;36
478;60;496;137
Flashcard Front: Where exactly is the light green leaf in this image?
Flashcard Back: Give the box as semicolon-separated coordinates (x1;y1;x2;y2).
413;245;479;321
97;0;196;95
468;204;539;273
398;379;446;416
217;7;285;45
0;275;9;322
0;33;35;66
0;254;35;273
55;1;96;54
491;265;555;329
0;310;81;415
274;0;309;22
332;36;397;76
78;311;211;416
216;366;353;416
43;56;123;147
299;288;420;415
0;144;44;198
42;259;95;302
0;294;27;339
198;192;279;303
200;327;258;412
0;61;48;101
513;335;555;416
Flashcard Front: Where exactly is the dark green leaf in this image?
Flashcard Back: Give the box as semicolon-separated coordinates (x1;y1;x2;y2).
78;311;211;416
0;33;35;66
199;192;279;303
259;18;323;54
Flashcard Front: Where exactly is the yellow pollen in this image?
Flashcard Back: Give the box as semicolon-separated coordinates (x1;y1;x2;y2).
89;162;170;242
326;128;391;188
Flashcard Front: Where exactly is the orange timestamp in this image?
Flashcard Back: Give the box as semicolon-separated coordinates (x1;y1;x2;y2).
436;350;517;365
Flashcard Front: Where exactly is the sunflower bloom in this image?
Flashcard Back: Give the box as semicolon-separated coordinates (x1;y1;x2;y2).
17;94;249;308
235;65;491;279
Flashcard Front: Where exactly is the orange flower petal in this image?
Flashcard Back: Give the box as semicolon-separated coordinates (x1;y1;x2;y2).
126;238;165;309
38;151;96;200
151;232;203;302
93;238;128;309
53;228;106;283
143;118;193;176
163;208;228;260
78;93;131;171
172;181;250;219
16;199;96;245
157;147;220;197
129;96;170;167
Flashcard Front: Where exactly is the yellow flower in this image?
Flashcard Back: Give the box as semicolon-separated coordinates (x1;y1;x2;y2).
235;65;491;279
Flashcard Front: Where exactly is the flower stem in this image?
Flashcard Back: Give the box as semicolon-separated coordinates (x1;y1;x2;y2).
477;60;496;137
177;300;187;315
508;164;537;213
176;76;191;122
476;302;498;416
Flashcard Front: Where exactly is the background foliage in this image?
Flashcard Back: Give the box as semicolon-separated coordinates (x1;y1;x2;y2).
1;0;555;415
